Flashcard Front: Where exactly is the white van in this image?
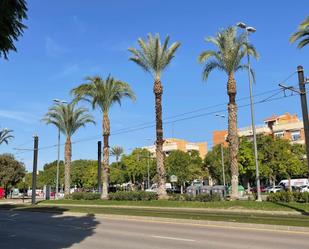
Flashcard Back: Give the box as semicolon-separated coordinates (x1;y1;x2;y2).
145;183;172;193
278;178;309;188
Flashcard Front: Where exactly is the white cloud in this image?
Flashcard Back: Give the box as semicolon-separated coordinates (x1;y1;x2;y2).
0;110;39;124
72;16;86;33
45;36;68;57
54;64;80;79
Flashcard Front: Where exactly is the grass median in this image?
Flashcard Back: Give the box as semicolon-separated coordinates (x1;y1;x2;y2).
1;203;309;227
41;199;309;213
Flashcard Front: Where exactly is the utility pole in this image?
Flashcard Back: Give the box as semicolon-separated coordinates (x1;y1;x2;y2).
98;141;102;193
298;66;309;173
31;135;39;205
220;144;226;187
55;128;60;199
236;22;261;202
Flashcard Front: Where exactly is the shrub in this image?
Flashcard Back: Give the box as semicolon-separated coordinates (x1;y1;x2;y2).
267;191;309;203
108;191;158;201
71;192;101;200
168;193;222;202
71;192;84;200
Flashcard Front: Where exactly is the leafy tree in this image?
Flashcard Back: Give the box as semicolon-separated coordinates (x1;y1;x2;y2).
166;150;206;193
71;160;97;189
121;148;155;190
72;76;135;199
205;145;230;185
290;16;309;49
110;162;128;186
0;154;25;197
165;150;190;193
129;34;181;199
42;102;95;196
110;146;124;164
238;138;255;189
0;0;27;59
0;128;14;145
198;27;258;198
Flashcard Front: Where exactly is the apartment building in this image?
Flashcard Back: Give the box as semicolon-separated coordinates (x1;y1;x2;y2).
143;138;207;158
213;113;305;146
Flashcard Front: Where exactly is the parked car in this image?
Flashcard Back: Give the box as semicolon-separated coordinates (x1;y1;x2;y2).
300;185;309;193
267;186;283;193
145;183;172;193
251;186;267;193
278;178;309;189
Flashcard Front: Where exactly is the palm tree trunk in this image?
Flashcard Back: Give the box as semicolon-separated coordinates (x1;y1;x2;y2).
227;73;239;200
153;79;167;199
101;112;110;199
64;137;71;196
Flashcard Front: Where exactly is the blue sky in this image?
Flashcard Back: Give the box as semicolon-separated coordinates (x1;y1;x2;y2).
0;0;308;171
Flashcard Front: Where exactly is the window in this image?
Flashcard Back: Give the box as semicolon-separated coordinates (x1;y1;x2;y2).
291;130;301;141
274;131;284;138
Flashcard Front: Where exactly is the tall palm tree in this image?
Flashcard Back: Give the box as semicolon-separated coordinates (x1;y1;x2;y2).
71;75;135;199
0;0;27;59
290;16;309;49
110;146;124;165
42;102;95;196
0;129;14;145
128;33;181;199
198;27;258;199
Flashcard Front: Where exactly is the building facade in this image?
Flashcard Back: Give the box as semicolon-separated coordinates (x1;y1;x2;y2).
144;138;207;158
213;112;305;147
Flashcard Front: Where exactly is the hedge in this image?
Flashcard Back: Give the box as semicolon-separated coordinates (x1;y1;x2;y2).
108;191;158;201
71;192;101;200
267;192;309;203
169;193;222;202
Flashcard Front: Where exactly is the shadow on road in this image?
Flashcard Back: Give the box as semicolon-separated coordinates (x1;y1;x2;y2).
0;205;99;249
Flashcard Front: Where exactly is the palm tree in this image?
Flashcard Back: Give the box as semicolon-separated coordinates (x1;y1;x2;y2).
42;102;95;196
0;129;14;145
71;75;135;199
110;146;124;165
128;33;181;199
0;0;27;59
198;27;258;199
290;16;309;48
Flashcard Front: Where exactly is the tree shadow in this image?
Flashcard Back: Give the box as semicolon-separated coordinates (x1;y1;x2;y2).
272;202;309;216
0;205;99;249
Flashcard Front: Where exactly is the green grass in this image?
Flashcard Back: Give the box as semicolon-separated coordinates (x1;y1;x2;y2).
41;199;309;213
1;203;309;227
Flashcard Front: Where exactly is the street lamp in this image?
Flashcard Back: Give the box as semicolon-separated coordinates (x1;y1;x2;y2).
236;22;262;202
145;138;153;189
215;114;226;187
53;99;67;199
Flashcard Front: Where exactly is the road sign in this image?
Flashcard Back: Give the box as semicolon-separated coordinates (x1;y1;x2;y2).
170;175;178;182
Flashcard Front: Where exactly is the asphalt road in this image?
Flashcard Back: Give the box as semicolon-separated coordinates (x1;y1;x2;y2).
0;210;308;249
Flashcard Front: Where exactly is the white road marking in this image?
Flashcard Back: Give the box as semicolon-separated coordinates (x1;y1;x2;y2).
151;235;196;242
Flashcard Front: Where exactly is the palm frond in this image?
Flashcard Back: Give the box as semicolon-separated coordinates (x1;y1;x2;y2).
42;101;95;138
290;16;309;49
0;129;14;145
72;75;135;114
128;33;181;79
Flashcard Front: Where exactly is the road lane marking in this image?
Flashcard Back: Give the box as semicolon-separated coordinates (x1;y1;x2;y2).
151;235;195;242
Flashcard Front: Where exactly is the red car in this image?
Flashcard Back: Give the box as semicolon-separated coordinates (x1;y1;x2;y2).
251;186;267;193
0;187;5;199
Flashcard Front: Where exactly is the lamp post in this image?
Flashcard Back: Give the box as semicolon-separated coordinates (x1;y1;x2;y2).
236;22;261;201
53;99;67;199
146;138;153;189
215;114;226;187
